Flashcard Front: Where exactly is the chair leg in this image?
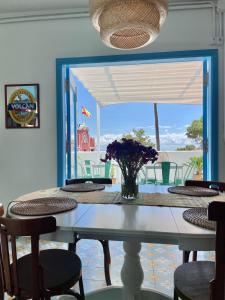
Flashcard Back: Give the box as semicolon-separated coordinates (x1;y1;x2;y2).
174;289;179;300
68;235;80;253
99;240;112;286
183;250;191;263
192;251;197;261
79;276;85;300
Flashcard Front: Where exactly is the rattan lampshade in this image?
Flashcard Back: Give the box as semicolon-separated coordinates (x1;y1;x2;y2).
90;0;168;50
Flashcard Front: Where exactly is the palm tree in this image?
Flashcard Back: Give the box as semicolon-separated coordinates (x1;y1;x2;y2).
154;103;160;151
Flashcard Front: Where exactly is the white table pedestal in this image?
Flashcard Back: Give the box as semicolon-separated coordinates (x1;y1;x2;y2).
121;241;144;300
59;241;171;300
84;238;171;299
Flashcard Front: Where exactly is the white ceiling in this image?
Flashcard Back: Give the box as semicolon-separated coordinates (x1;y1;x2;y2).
72;61;203;106
0;0;216;15
0;1;88;14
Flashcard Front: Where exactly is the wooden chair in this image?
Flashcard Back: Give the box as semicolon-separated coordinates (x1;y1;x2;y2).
66;177;112;286
183;179;225;263
0;216;85;300
174;201;225;300
0;204;4;300
185;179;225;191
66;178;113;185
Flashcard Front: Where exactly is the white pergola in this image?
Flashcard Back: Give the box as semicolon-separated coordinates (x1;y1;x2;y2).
71;60;203;156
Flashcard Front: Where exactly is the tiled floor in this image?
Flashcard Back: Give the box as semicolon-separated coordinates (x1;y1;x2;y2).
3;238;214;299
6;238;215;299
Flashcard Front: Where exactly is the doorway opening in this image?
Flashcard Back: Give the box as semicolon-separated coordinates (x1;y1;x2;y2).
56;50;218;186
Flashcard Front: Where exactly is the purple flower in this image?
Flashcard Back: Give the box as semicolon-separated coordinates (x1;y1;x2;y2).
101;139;158;180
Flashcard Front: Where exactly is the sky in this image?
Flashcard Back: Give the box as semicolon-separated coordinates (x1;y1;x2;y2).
75;74;202;151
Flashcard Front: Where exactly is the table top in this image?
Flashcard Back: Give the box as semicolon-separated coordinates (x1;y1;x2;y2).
10;185;216;250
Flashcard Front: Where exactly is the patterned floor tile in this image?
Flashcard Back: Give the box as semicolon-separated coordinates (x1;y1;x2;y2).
4;238;215;299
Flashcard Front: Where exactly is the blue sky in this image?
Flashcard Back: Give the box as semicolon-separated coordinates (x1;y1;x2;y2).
75;76;202;151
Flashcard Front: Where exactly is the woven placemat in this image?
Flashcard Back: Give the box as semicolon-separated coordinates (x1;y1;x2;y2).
168;186;219;197
183;208;216;231
10;197;77;216
60;183;105;192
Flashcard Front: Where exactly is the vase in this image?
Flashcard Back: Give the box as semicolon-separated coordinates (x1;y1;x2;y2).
121;177;138;199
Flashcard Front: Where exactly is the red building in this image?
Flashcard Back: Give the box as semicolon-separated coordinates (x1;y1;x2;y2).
77;124;95;151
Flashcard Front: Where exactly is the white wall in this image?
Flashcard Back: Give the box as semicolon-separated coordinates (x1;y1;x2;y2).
0;8;223;205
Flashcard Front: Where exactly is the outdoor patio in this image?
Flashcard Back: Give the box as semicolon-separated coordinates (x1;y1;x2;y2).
75;150;202;184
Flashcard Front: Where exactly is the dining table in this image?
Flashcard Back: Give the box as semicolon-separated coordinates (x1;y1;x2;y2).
8;184;216;300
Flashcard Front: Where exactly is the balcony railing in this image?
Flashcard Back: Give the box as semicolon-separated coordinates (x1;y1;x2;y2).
75;150;202;184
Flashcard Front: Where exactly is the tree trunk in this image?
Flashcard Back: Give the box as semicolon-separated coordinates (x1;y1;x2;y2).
154;103;160;151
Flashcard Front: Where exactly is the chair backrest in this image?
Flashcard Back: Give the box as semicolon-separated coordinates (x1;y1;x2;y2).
66;177;112;185
185;180;225;192
154;161;178;185
84;160;92;178
0;216;56;299
208;201;225;300
182;161;196;183
104;161;111;178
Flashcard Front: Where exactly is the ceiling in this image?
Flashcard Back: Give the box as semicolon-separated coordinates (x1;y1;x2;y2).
0;1;88;14
0;0;216;15
72;60;203;106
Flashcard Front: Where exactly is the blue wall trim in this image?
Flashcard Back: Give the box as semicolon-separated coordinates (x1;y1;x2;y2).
56;64;66;186
65;68;72;179
210;51;219;180
56;49;219;186
203;60;208;180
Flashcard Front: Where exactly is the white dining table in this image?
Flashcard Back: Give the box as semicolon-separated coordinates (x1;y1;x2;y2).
9;185;216;300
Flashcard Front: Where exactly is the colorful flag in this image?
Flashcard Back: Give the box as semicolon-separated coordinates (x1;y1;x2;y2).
82;106;91;118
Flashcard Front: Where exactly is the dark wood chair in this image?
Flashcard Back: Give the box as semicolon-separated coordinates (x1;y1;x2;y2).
174;201;225;300
0;204;4;300
66;177;112;286
66;178;113;185
183;180;225;263
0;216;85;300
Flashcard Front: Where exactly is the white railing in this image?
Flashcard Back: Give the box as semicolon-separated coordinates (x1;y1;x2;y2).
76;150;202;183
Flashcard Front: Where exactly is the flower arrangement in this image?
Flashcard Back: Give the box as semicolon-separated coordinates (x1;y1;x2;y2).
101;138;158;198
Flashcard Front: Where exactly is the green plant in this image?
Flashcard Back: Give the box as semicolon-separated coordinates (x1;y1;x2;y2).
189;156;203;174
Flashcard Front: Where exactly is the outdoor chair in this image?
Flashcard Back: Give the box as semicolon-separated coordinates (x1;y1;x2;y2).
183;179;225;263
137;167;147;184
77;162;85;178
92;163;104;178
84;160;93;178
104;160;112;178
66;178;112;286
154;161;178;185
145;165;156;184
182;161;196;184
174;201;225;300
0;216;85;300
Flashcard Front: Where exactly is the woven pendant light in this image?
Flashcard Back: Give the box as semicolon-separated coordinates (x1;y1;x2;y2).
90;0;168;50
